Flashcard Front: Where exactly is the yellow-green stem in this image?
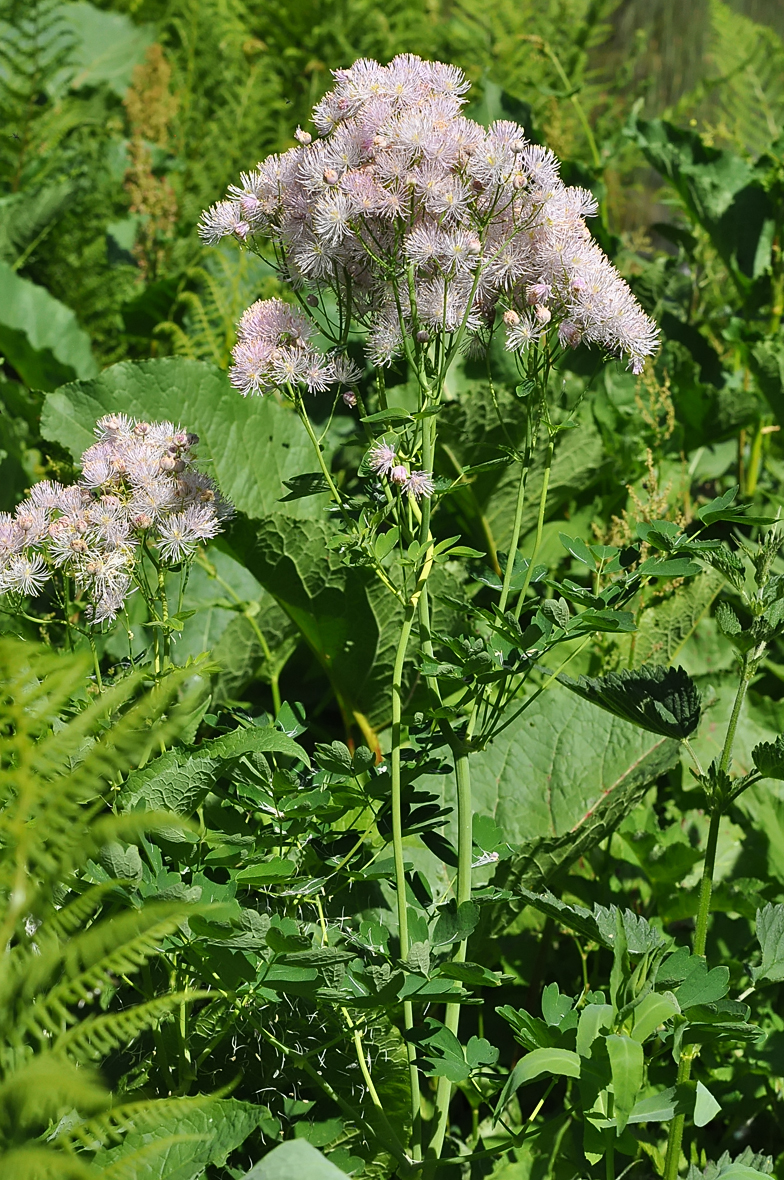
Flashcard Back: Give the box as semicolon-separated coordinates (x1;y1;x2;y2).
515;434;554;618
498;455;529;614
391;602;422;1156
427;736;473;1163
664;665;750;1180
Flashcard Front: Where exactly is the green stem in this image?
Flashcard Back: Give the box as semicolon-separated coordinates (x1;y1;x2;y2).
89;635;103;691
428;737;473;1163
391;601;422;1158
664;663;750;1180
498;454;529;614
515;432;554;619
158;567;170;669
294;391;345;508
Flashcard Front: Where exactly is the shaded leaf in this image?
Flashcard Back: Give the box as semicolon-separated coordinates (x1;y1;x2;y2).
560;664;701;740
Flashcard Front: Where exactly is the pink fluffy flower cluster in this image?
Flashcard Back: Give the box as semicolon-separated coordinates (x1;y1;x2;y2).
230;297;361;397
200;54;658;380
0;415;233;624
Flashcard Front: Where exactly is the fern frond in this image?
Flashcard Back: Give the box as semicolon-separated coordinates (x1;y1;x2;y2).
24;904;192;1039
0;1054;108;1134
58;1092;216;1153
55;991;210;1064
44;884;134;944
672;0;784;155
93;1134;208;1180
0;1145;94;1180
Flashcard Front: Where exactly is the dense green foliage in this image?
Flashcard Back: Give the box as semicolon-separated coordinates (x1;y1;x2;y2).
3;2;784;1179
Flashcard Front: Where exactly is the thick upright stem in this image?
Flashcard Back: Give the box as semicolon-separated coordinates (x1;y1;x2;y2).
515;434;554;619
391;602;422;1157
498;457;529;615
427;738;473;1163
664;664;750;1180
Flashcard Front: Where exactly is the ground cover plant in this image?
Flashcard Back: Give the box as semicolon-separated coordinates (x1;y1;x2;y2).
3;2;784;1179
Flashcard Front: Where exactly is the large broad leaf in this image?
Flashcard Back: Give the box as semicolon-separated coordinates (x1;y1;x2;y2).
436;682;680;895
0;261;97;390
629;118;774;289
559;665;702;740
58;2;154;97
243;1140;349;1179
39;358;330;520
119;725;309;815
97;1098;274;1180
227;514;409;731
620;570;724;668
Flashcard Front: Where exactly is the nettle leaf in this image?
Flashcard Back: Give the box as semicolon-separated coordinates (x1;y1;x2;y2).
560;664;701;740
515;888;666;955
119;726;309;816
751;736;784;781
751;903;784;984
98;1097;275;1180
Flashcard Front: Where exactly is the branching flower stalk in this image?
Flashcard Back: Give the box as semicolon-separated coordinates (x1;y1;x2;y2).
201;52;659;1167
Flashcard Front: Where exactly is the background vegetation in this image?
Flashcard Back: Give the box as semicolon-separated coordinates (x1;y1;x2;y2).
2;1;784;1177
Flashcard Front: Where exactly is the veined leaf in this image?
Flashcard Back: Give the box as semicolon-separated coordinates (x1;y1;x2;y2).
751;903;784;983
559;664;701;740
0;260;97;390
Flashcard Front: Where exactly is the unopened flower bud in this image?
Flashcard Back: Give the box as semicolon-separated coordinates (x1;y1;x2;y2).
294;126;312;146
373;135;389;149
389;465;408;486
511;139;526;153
234;220;251;241
534;304;552;325
513;174;526;190
323;168;339;185
134;421;150;436
467;237;482;255
503;309;520;326
71;538;88;554
342;390;357;407
133;513;153;529
187;432;199;446
471;179;484;193
415;329;430;343
160;455;176;472
306;294;319;307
